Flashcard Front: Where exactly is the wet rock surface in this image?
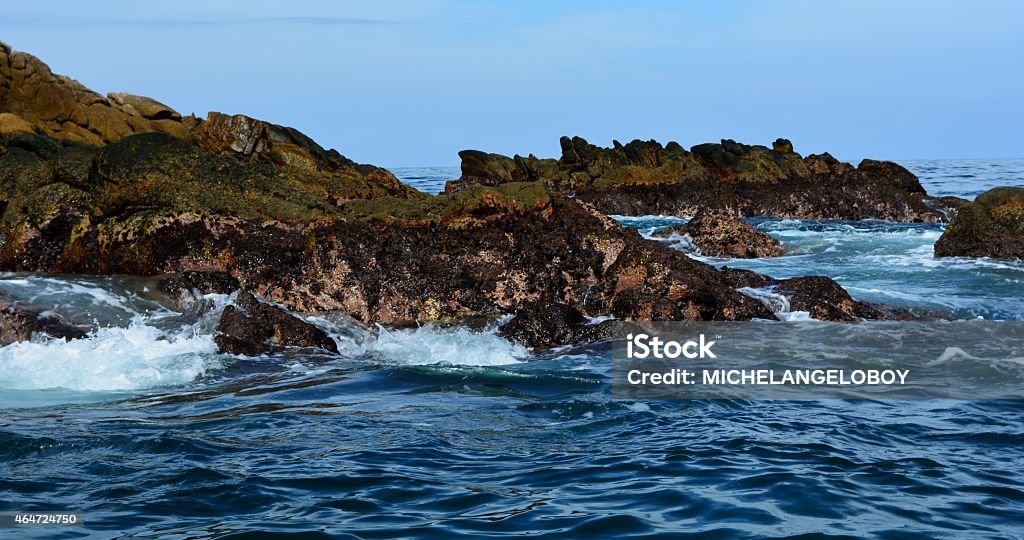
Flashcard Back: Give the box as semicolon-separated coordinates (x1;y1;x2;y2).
934;187;1024;260
448;136;958;222
215;291;338;356
722;268;884;322
0;290;90;346
653;210;785;258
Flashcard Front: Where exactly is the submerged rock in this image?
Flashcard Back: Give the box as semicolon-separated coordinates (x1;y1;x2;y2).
215;291;338;356
722;268;882;322
0;290;90;346
934;187;1024;260
447;136;958;222
653;210;785;258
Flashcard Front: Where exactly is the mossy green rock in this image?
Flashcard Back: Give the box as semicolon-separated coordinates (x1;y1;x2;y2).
449;136;956;222
934;187;1024;260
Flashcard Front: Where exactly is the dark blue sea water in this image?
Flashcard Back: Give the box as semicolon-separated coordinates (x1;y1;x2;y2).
2;160;1023;539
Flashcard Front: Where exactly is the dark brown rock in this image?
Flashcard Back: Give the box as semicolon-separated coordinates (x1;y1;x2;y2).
215;290;338;356
0;290;90;345
156;271;240;309
654;210;785;258
447;136;953;222
721;268;884;322
934;187;1024;260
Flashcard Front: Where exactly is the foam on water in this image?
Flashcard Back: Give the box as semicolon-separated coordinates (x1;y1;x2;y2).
363;324;528;366
736;286;814;321
0;321;220;392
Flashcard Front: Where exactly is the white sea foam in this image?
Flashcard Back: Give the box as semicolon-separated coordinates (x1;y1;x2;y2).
0;322;220;391
736;286;814;322
364;324;528;366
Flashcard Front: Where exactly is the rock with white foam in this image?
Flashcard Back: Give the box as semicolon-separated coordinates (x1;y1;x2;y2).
215;291;338;356
0;290;90;346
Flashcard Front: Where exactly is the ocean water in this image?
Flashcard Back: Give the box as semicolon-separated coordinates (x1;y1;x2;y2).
1;160;1023;538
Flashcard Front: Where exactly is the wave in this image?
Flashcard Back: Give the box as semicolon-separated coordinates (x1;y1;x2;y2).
736;286;814;321
0;321;220;392
362;324;528;366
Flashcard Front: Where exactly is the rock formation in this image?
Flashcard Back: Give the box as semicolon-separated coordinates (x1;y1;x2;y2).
0;42;192;144
215;291;338;355
0;42;908;349
653;210;785;258
447;137;963;222
934;187;1024;260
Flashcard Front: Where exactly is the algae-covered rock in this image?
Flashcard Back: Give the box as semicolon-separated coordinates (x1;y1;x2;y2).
934;187;1024;260
0;42;906;348
447;136;954;222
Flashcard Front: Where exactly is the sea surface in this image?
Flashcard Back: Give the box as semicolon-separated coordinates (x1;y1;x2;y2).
2;160;1023;538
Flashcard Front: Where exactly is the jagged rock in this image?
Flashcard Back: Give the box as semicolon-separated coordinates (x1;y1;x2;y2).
934;187;1024;260
654;210;785;258
215;290;338;356
447;136;956;222
0;290;90;345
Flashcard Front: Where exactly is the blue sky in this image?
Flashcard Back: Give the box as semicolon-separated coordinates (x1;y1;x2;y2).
1;0;1021;166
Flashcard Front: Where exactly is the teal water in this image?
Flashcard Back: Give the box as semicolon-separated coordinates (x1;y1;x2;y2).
1;160;1023;538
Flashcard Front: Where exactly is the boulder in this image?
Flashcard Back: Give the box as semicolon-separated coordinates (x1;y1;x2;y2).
0;290;90;346
934;187;1024;260
0;112;34;136
654;210;785;258
447;136;954;222
215;290;338;356
107;92;182;121
0;42;190;144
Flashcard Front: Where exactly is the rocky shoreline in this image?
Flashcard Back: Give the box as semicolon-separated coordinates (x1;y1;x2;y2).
1;42;1015;355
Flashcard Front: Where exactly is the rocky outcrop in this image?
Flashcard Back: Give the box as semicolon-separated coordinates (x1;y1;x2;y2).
934;187;1024;260
0;43;903;349
215;291;338;356
447;136;961;222
0;290;90;345
654;210;785;258
0;42;191;144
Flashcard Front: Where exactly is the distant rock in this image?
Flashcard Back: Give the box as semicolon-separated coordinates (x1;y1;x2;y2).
447;136;957;222
0;290;90;346
934;187;1024;260
215;291;338;356
654;210;785;258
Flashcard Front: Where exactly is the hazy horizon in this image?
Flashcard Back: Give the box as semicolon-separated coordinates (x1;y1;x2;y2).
2;1;1021;166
